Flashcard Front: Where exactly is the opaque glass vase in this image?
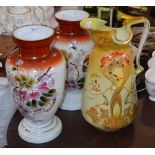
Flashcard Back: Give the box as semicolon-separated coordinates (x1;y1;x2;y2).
6;25;66;143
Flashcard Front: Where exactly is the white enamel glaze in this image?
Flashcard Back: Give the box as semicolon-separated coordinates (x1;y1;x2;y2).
61;89;82;110
148;51;155;68
145;68;155;84
13;25;54;41
145;68;155;101
148;57;155;68
152;51;155;57
55;10;89;21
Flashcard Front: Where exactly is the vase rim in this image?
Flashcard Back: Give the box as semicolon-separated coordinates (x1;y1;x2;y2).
13;25;54;41
55;10;89;22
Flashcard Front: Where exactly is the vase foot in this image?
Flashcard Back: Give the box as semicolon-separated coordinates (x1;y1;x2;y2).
61;102;81;111
18;116;62;144
60;89;81;111
149;96;155;101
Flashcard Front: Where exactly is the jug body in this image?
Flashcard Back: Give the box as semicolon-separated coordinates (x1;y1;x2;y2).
6;25;66;143
82;42;138;131
53;10;94;111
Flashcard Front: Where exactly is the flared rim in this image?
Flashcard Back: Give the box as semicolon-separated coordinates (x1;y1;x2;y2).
13;25;54;41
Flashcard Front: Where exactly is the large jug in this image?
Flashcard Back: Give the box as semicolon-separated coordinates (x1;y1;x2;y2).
80;17;150;131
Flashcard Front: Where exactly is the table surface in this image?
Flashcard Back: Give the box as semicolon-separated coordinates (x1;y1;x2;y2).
6;90;155;148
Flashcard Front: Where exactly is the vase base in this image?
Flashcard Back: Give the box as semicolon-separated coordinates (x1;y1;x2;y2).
18;116;62;144
61;102;81;111
60;89;81;111
149;96;155;101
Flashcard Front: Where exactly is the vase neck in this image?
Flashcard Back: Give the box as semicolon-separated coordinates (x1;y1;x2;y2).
56;20;86;35
19;46;51;59
55;10;89;36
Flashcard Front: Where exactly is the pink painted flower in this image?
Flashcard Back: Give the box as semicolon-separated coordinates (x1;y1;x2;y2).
18;89;30;101
29;92;41;100
18;89;26;96
37;82;49;93
23;92;30;101
18;89;41;101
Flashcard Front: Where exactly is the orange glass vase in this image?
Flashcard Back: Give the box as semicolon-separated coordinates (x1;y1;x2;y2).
6;25;66;143
53;10;94;111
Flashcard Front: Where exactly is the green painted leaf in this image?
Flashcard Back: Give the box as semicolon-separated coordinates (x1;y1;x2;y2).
48;89;56;94
77;77;85;84
27;101;32;107
72;46;77;50
32;100;37;107
38;100;44;106
40;96;50;103
77;77;85;89
12;67;17;71
42;93;52;97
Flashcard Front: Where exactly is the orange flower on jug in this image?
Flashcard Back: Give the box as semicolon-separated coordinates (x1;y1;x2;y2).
100;51;129;68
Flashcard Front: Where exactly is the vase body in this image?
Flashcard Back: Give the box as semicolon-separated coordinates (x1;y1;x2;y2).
6;25;66;143
53;10;94;110
80;17;150;131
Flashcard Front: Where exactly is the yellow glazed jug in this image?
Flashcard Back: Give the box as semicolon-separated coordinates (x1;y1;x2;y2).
80;17;150;131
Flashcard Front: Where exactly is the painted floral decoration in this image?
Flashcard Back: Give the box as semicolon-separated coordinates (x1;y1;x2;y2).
8;67;58;111
61;39;89;89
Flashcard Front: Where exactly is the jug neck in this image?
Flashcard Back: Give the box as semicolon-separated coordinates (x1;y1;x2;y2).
56;19;86;36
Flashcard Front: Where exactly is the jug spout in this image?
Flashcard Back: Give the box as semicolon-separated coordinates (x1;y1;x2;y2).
80;18;131;46
80;18;114;46
80;18;107;31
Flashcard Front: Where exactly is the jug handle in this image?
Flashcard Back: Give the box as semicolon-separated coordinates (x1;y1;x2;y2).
123;17;150;75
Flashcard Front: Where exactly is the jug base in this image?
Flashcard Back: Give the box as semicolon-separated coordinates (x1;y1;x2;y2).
18;116;62;144
82;111;134;132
